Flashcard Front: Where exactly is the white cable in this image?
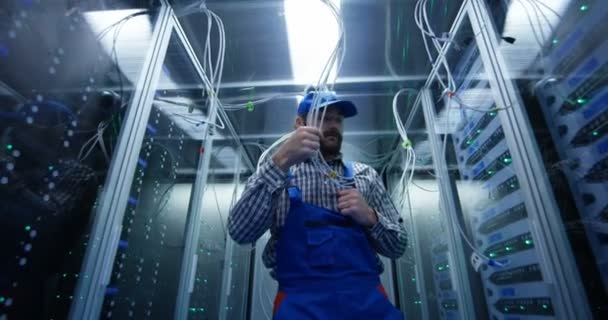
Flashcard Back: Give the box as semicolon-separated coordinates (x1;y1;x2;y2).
257;132;293;172
222;93;292;111
529;0;562;19
514;0;545;48
78;121;110;162
384;3;399;78
391;89;418;219
170;112;225;129
176;6;226;135
414;0;456;92
297;0;351;187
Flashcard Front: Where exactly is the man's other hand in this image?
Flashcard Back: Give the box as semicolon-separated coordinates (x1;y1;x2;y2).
272;127;321;172
337;188;378;228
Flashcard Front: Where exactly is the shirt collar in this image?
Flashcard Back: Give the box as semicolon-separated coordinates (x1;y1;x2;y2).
304;153;343;166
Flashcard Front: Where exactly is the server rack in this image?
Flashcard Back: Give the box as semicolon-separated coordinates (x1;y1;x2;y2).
451;49;556;319
534;3;608;288
417;0;596;318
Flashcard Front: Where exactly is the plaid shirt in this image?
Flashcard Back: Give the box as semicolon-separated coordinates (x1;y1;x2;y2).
228;156;408;277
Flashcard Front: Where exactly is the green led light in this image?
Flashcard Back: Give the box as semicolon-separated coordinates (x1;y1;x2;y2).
580;5;589;11
510;184;516;188
505;246;512;251
542;304;548;309
577;98;586;104
48;166;54;171
25;225;31;231
503;157;512;164
489;252;497;258
520;305;525;310
489;111;497;116
525;239;533;245
6;144;13;150
411;277;416;282
467;140;473;145
0;297;4;303
63;273;67;278
476;129;482;134
438;266;444;271
189;308;197;312
593;131;599;136
552;38;559;45
488;170;494;175
504;307;509;312
199;308;205;312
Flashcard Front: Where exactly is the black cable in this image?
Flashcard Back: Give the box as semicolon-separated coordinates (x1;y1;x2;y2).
111;18;127;110
411;180;438;192
95;10;149;41
212;184;228;243
151;181;176;221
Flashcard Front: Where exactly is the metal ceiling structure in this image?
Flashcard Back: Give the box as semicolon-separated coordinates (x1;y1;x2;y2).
168;0;464;177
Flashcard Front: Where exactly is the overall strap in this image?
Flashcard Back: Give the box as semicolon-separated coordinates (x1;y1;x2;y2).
343;161;356;188
287;168;301;201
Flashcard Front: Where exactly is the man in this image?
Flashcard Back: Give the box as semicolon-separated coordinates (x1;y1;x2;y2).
228;90;407;319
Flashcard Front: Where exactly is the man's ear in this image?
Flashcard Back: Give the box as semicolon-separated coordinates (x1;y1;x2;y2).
295;116;305;129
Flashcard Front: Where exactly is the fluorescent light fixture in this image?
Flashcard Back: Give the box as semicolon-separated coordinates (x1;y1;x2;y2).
284;0;341;85
84;9;153;85
498;0;569;77
501;0;569;47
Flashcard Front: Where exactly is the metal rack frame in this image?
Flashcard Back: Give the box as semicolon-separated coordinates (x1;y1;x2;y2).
69;3;174;320
413;0;593;319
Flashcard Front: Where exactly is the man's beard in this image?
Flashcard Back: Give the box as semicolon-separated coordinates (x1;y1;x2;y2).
320;128;343;158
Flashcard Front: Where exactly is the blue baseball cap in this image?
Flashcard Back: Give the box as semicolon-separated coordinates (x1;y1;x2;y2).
297;91;358;118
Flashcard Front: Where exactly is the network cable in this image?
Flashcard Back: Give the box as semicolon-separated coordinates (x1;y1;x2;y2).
175;2;226;137
391;89;418;215
414;0;457;93
440;91;507;270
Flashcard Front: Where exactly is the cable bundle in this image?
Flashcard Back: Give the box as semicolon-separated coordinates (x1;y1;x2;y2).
414;0;456;93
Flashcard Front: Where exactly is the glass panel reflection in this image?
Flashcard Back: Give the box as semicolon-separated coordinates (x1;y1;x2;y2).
0;2;157;319
99;31;206;319
428;15;557;319
487;0;608;316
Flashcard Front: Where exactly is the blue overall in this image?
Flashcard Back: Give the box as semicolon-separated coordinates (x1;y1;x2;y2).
272;162;404;319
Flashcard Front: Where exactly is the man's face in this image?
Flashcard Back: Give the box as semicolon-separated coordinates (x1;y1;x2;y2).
317;105;344;156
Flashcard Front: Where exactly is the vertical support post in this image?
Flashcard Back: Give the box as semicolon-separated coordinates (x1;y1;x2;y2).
171;12;224;320
421;89;478;320
405;186;431;320
219;145;242;320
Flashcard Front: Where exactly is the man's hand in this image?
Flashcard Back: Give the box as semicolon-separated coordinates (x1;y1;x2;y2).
272;127;321;172
337;188;378;228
